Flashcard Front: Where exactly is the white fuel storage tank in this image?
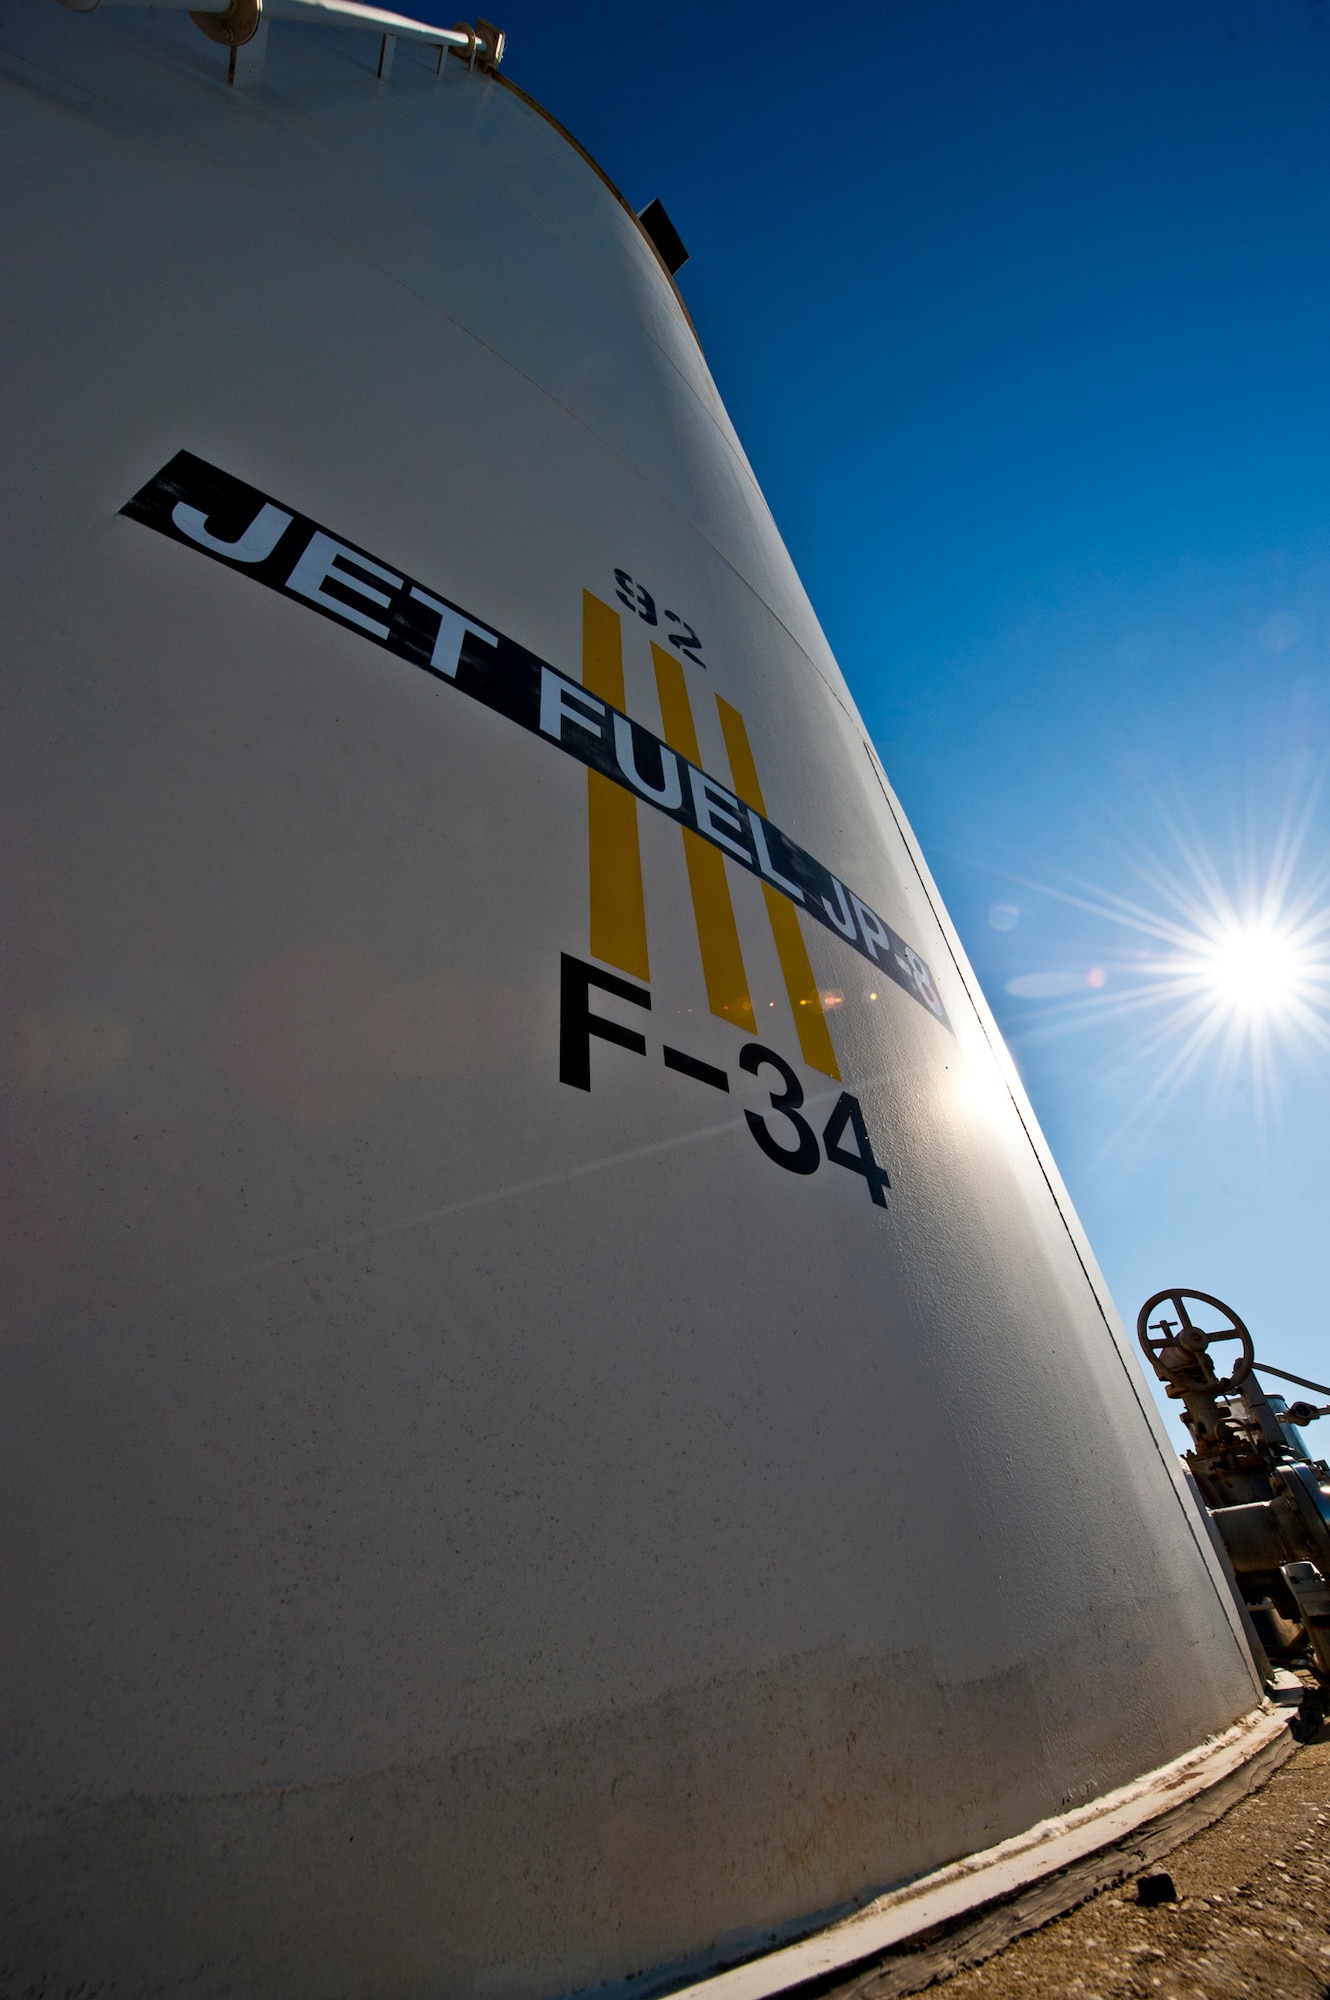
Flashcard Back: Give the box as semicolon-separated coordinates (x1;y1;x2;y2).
0;6;1265;1995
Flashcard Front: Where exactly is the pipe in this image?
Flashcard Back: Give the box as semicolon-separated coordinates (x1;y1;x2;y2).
1212;1496;1305;1575
53;0;503;64
1254;1361;1330;1398
265;0;494;56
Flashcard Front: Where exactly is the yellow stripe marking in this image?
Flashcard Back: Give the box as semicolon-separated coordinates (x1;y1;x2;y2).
652;645;754;1032
583;591;649;981
715;694;841;1078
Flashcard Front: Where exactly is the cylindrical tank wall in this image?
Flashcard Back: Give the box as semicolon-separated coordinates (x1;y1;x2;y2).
0;7;1259;1995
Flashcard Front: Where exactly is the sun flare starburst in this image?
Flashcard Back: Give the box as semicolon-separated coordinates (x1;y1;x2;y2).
991;780;1330;1151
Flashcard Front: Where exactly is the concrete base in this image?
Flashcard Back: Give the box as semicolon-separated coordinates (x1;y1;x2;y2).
667;1703;1295;2000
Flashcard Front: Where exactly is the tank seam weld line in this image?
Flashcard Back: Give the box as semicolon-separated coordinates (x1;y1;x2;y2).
30;21;1248;1676
3;21;758;512
855;747;1266;1693
1;21;855;727
14;11;1250;1673
87;43;1248;1653
492;71;703;346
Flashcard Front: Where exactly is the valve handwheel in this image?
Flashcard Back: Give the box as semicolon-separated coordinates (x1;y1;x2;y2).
1136;1288;1255;1396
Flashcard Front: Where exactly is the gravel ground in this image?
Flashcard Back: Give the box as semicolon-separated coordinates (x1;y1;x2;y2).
932;1719;1330;2000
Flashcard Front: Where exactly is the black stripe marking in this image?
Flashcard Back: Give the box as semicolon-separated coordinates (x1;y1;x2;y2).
663;1046;730;1092
121;451;951;1032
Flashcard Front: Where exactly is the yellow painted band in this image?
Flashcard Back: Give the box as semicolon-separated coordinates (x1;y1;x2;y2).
653;645;754;1031
584;592;648;979
716;691;839;1077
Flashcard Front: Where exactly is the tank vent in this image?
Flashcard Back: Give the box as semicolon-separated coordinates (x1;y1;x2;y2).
638;197;689;275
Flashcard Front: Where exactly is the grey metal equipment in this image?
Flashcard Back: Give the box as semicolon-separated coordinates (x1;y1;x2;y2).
1138;1288;1330;1678
52;0;506;71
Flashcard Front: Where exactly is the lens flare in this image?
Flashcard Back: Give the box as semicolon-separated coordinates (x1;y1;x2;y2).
988;779;1330;1154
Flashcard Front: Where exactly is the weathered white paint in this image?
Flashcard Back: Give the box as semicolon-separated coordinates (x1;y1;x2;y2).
0;5;1261;1994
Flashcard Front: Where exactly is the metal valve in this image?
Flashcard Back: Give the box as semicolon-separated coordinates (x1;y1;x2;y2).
1138;1287;1330;1680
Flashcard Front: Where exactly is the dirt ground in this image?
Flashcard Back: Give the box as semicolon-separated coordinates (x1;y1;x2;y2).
932;1722;1330;2000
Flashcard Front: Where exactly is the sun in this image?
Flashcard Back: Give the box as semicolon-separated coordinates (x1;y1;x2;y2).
1196;922;1309;1017
990;781;1330;1149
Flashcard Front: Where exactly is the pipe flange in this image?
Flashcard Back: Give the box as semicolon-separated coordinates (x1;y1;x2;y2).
473;17;504;70
191;0;262;47
448;19;503;72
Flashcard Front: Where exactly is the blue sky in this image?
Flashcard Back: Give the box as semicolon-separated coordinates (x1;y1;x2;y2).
432;0;1330;1431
